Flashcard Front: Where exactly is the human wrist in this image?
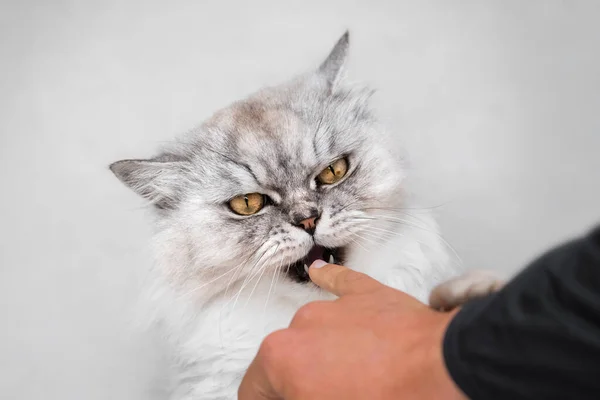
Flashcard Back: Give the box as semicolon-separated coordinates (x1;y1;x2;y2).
426;309;466;400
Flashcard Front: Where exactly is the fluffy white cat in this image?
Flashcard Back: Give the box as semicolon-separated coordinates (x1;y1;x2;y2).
111;32;500;399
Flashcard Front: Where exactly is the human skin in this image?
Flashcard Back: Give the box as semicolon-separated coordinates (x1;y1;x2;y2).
238;260;467;400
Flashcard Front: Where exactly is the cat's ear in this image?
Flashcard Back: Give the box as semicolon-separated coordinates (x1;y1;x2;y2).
318;31;350;90
109;158;188;210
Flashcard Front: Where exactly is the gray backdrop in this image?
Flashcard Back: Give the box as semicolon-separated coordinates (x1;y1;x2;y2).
1;1;599;399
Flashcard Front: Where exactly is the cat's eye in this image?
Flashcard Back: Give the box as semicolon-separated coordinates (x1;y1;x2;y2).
316;158;349;185
229;193;266;215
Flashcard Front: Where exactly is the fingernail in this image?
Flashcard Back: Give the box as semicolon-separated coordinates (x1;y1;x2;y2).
310;259;328;269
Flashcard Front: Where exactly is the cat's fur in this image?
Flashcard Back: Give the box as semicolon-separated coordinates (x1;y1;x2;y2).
110;33;484;399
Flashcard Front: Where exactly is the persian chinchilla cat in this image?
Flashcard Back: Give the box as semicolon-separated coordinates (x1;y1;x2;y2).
110;32;501;399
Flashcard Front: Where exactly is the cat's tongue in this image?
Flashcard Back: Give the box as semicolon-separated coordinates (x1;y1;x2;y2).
305;245;325;266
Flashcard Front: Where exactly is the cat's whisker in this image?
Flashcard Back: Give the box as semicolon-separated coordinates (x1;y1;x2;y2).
345;221;385;238
364;213;434;231
347;235;371;253
357;214;432;232
354;213;447;252
357;215;462;266
218;243;277;336
263;250;285;322
352;229;392;246
243;259;270;310
223;245;270;302
361;203;449;212
177;266;240;299
360;225;408;239
337;197;369;213
351;233;380;247
338;221;384;243
230;259;268;312
390;212;441;233
352;228;413;253
240;250;275;292
357;229;395;243
231;243;282;312
400;210;447;232
345;218;400;239
375;213;460;262
230;244;275;300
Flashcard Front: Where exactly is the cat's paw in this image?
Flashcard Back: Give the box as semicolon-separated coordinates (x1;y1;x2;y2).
429;270;505;311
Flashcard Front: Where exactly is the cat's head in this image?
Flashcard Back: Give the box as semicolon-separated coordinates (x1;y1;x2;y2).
110;32;406;286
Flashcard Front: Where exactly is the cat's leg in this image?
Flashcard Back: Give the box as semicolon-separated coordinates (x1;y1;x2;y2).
429;270;505;311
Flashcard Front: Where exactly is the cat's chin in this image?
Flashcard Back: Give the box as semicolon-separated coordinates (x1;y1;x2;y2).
286;245;347;283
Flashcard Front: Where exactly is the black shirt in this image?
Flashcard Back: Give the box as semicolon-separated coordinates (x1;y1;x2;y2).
443;225;600;399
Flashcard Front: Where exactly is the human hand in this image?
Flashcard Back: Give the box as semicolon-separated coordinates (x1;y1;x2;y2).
238;260;466;400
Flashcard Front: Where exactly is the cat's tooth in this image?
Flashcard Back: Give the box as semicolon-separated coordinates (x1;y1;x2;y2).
329;254;335;264
304;264;309;274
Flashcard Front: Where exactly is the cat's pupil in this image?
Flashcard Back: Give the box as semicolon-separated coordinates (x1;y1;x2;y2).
244;196;249;207
328;165;335;175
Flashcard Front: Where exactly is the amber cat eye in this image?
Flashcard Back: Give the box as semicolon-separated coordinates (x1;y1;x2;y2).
316;158;348;185
229;193;265;215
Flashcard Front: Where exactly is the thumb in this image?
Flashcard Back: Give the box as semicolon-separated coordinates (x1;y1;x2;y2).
308;260;387;297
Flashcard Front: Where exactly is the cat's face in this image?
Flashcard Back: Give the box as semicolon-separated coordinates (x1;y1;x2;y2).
111;33;405;286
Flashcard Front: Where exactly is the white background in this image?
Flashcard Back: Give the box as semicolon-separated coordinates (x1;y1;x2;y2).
1;1;599;399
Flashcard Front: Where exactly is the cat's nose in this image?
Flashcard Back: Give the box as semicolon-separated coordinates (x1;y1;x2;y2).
293;212;320;235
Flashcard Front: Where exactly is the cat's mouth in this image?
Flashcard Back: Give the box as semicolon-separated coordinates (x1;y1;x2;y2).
286;245;346;283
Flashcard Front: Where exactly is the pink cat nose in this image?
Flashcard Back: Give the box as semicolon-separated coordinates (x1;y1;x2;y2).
299;217;317;231
293;212;321;235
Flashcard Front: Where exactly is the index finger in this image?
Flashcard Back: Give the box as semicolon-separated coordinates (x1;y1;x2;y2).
308;261;386;297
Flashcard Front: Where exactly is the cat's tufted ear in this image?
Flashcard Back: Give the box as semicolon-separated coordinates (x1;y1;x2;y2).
109;158;188;210
318;31;349;90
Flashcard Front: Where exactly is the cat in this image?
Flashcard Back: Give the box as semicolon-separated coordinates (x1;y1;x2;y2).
110;32;502;399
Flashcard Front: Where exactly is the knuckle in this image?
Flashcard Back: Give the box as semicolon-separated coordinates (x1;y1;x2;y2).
260;329;289;361
292;302;322;326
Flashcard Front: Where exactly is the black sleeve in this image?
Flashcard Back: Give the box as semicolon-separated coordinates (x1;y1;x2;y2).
443;225;600;400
